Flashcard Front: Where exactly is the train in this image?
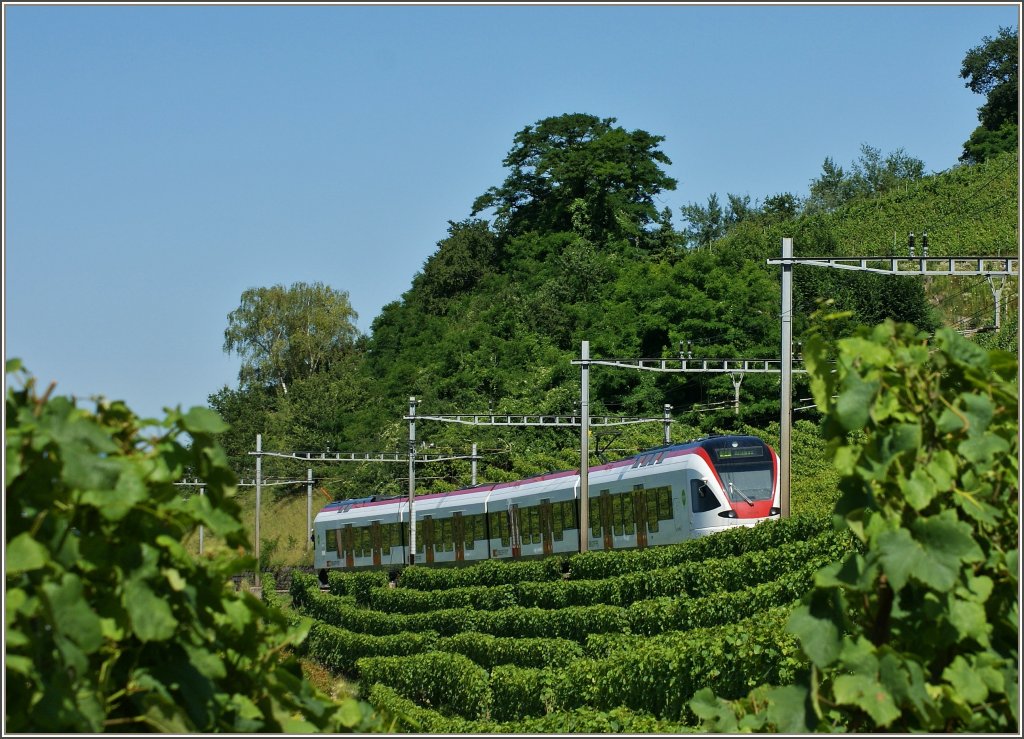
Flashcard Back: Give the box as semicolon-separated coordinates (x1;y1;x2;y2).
312;434;781;580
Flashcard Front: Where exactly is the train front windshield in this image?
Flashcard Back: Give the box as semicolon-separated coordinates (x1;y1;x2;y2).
710;443;774;503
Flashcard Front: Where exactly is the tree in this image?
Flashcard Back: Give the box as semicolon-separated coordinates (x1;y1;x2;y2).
806;145;924;212
412;219;499;315
470;113;677;244
960;26;1018;163
849;144;924;196
4;360;386;732
724;193;756;226
223;282;360;394
679;193;725;249
806;157;854;213
761;192;802;222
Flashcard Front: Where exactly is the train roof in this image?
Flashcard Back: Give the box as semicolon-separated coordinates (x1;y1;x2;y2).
316;434;771;517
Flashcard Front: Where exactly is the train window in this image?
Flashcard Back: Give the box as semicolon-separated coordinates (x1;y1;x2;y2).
645;486;662;532
528;503;544;544
436;518;448;552
420;516;432;555
489;511;510;547
691;479;721;513
592;492;605;537
612;494;623;536
622;491;635;536
562;500;577;530
659;489;675;517
552;502;564;541
383;523;395;551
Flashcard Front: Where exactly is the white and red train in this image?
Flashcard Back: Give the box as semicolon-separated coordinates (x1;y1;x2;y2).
312;434;781;579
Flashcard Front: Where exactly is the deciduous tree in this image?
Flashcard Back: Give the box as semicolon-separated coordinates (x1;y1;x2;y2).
471;113;677;244
223;282;360;394
960;26;1018;163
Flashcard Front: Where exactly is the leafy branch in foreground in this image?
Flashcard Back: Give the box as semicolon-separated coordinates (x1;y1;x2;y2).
690;322;1019;732
4;359;386;732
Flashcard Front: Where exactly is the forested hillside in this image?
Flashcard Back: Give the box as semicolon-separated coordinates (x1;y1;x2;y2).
208;115;1017;508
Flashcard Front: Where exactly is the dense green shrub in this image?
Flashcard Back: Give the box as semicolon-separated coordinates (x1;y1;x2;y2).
437;631;583;669
357;652;491;719
366;683;698;733
566;511;830;580
305;621;438;675
295;556;834;643
488;665;553;721
553;608;802;721
369;582;518;613
290;570;319;609
351;570;389;607
358;528;848;617
397;555;566;590
624;562;823;636
327;569;358;596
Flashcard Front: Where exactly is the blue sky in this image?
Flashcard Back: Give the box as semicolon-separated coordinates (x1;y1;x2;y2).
4;2;1019;422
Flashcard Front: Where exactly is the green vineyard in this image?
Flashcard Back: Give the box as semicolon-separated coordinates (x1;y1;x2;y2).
278;512;855;732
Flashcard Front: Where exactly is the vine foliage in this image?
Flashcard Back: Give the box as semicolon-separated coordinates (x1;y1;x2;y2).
4;360;383;732
690;321;1019;732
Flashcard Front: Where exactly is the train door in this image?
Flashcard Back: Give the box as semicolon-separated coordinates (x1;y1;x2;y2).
599;490;614;550
539;500;554;556
508;504;522;558
423;516;435;564
337;525;354;568
370;522;382;566
453;512;465;562
632;485;649;549
332;529;342;561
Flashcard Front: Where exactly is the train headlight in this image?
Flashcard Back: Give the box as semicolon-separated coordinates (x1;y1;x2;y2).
717;510;738;519
769;507;782;516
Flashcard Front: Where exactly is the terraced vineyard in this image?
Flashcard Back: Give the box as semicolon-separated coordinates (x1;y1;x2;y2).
282;512;854;732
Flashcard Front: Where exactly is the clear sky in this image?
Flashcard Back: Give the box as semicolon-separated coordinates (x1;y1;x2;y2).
4;2;1020;422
